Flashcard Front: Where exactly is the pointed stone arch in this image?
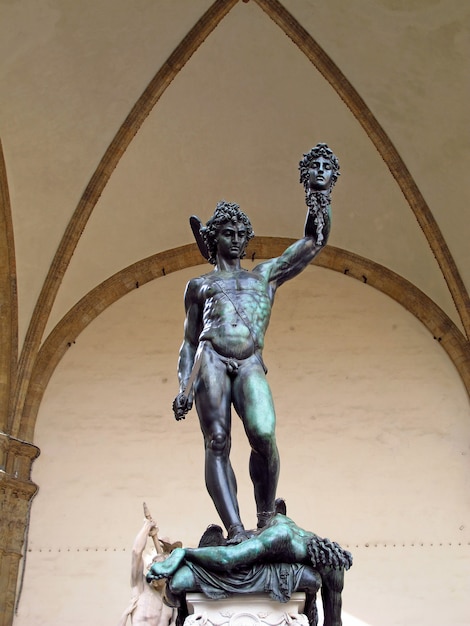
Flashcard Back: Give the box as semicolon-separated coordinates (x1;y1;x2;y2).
12;0;470;443
18;239;470;442
0;140;18;432
10;0;239;436
253;0;470;335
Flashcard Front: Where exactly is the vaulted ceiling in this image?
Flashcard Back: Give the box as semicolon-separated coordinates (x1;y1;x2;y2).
1;0;469;439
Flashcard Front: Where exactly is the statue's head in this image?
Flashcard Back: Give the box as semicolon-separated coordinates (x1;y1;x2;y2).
299;143;340;193
202;200;254;265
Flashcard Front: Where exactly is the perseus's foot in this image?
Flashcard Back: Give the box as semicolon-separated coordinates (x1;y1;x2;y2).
257;510;275;530
146;547;186;583
227;523;254;544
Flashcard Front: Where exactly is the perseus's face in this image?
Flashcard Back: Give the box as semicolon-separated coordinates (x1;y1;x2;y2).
307;155;334;191
215;221;248;260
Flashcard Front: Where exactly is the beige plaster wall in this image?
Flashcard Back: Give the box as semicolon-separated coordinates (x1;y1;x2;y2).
13;265;470;626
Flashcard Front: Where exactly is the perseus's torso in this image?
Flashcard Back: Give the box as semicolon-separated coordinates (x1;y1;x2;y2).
198;269;273;359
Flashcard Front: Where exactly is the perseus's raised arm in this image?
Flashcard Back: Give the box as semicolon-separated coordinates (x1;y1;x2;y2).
260;142;339;289
257;205;331;289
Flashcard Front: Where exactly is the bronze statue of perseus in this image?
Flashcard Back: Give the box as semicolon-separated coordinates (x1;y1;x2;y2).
172;144;340;543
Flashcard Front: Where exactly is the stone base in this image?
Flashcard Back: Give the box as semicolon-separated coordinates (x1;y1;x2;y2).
184;592;309;626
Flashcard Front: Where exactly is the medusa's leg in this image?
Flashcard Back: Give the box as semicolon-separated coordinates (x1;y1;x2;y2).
147;548;186;581
321;568;344;626
166;565;200;598
298;567;321;626
165;566;198;626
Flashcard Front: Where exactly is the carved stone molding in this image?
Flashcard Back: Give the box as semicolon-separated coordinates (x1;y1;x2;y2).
0;433;40;626
185;593;309;626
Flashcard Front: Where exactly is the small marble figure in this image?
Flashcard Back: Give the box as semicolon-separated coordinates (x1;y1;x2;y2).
118;508;181;626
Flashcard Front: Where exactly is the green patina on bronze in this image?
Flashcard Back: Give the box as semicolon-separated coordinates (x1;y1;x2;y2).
172;144;339;544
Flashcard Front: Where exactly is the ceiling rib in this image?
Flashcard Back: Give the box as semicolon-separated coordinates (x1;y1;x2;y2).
11;0;470;440
254;0;470;339
9;0;238;437
19;239;470;442
0;140;18;432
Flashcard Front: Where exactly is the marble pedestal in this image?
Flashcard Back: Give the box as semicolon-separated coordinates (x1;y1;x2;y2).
184;593;309;626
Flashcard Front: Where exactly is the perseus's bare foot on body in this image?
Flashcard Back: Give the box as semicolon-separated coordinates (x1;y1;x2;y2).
146;547;186;582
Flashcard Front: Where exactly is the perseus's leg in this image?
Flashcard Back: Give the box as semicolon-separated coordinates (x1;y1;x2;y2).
233;361;280;526
194;348;244;537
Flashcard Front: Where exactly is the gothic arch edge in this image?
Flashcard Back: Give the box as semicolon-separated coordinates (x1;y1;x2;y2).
19;238;470;442
14;0;470;438
10;0;238;437
254;0;470;337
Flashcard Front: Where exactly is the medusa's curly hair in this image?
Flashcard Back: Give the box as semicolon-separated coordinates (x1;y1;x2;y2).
201;200;255;265
299;143;340;192
307;535;353;571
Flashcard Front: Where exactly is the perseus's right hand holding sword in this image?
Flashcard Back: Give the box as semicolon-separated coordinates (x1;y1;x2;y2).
172;345;204;421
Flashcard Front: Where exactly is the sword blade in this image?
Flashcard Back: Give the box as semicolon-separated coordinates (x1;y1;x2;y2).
182;344;204;397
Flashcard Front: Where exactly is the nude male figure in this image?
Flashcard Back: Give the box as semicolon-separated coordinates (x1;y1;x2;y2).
172;144;339;543
117;517;177;626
